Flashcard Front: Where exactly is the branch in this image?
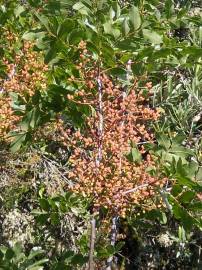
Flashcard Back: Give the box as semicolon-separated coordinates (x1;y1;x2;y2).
95;75;103;166
106;60;132;270
106;216;118;270
159;189;173;212
88;64;103;270
88;218;96;270
123;183;149;195
119;59;132;173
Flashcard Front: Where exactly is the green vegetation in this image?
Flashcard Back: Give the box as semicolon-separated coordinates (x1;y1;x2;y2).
0;0;201;269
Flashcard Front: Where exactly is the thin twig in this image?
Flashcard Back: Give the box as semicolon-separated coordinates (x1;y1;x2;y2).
159;189;173;212
118;60;131;173
106;216;118;270
88;63;103;269
96;74;103;166
88;218;96;270
123;183;149;195
106;60;132;270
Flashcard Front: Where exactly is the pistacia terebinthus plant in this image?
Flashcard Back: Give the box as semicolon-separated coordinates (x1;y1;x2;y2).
57;41;166;216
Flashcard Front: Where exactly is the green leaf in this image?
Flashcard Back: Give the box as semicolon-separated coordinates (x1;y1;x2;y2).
199;26;202;45
39;187;45;199
122;19;130;36
165;0;174;19
22;31;45;41
73;2;90;15
39;198;50;211
103;21;113;35
26;258;49;269
20;108;40;130
101;42;115;65
13;242;23;257
0;246;7;255
172;203;194;231
157;134;171;149
173;134;186;144
146;209;167;224
44;39;63;64
114;2;121;19
97;245;115;259
0;250;4;261
106;245;115;256
63;250;75;261
176;175;202;192
175;159;202;192
178;226;186;242
50;212;60;225
114;241;124;252
131;62;145;76
68;29;85;44
129;6;141;30
27;250;45;260
27;267;45;270
71;254;88;266
109;67;126;77
10;92;26;112
22;32;36;41
10;133;27;152
34;13;50;32
14;6;25;17
182;47;202;58
5;248;15;260
188;202;202;211
109;7;115;20
170;145;193;157
58;19;75;38
179;191;196;203
131;147;142;163
171;185;183;197
143;29;163;44
36;213;49;225
196;167;202;181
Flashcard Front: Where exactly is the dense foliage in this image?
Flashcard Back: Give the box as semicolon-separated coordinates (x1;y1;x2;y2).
0;0;201;269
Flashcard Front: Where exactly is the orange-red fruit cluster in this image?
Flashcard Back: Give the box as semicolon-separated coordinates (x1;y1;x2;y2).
65;42;165;216
0;34;48;141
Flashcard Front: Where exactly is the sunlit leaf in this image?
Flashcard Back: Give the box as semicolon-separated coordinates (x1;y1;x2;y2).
143;29;163;44
129;6;141;30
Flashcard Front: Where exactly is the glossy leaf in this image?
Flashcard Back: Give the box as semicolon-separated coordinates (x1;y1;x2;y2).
143;29;163;44
122;19;130;36
129;6;141;30
10;133;27;152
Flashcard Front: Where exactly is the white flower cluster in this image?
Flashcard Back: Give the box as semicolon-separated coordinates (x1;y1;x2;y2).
2;209;35;247
157;233;173;248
